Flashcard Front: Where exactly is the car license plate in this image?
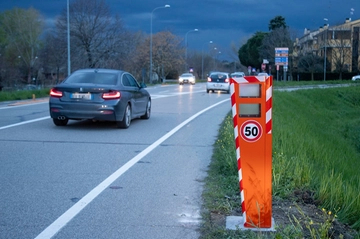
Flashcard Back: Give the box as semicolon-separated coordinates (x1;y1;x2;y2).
71;92;92;100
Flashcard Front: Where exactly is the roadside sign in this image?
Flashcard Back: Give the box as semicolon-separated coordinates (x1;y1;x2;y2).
230;75;273;229
247;66;251;74
275;47;288;66
261;64;266;71
240;120;262;142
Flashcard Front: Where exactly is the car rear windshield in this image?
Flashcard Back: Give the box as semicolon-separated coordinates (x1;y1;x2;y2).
209;73;228;82
65;72;118;85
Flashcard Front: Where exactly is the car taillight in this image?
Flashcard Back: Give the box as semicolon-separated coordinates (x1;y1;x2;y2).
102;91;121;99
207;77;211;82
50;88;63;98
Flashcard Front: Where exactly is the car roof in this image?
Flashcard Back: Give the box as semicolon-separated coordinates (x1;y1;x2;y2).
210;71;228;74
74;68;126;74
210;72;229;75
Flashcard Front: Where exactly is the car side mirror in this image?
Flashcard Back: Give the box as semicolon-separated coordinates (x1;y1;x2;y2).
140;82;147;88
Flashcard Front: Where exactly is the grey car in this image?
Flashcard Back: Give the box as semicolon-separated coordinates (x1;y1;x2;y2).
49;68;151;128
231;72;245;78
206;72;230;93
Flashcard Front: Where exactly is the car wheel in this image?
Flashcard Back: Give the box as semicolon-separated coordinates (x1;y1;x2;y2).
212;90;215;93
141;100;151;119
53;117;68;126
116;104;131;128
206;89;210;93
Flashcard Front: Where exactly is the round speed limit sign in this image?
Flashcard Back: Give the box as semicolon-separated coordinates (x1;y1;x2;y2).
240;120;263;142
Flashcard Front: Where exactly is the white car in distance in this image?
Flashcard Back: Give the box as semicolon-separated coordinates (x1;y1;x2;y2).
351;75;360;81
178;73;196;85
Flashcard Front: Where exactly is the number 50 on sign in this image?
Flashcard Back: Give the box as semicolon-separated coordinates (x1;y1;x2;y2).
240;120;262;142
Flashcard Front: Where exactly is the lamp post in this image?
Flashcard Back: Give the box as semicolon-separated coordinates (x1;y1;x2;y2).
215;51;221;69
184;28;198;72
202;41;213;80
31;56;38;84
323;18;328;81
67;0;70;76
150;4;170;83
212;47;219;70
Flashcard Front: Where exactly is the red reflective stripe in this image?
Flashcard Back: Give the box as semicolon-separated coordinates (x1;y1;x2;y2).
102;91;121;99
50;88;62;98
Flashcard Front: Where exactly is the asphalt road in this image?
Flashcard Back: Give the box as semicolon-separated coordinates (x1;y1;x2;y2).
0;83;231;239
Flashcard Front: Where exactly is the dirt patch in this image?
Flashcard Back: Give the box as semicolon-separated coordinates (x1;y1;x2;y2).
209;190;359;238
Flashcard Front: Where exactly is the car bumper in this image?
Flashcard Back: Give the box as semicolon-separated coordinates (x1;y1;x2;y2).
179;79;195;84
206;83;230;91
49;99;124;121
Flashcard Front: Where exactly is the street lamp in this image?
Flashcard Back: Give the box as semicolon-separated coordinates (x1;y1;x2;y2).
215;51;221;69
150;4;170;83
31;56;38;84
184;28;198;71
67;0;70;76
323;18;328;81
202;41;213;80
212;47;219;70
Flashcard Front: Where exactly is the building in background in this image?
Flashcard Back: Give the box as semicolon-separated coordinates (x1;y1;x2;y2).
293;18;360;74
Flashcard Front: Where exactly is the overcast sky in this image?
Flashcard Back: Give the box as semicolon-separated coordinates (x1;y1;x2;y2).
1;0;360;60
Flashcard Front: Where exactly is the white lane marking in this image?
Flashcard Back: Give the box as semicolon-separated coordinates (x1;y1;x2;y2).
0;116;50;130
34;98;230;239
0;90;203;129
0;101;47;110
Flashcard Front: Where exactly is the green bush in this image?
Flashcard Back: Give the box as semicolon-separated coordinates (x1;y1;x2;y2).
0;88;50;102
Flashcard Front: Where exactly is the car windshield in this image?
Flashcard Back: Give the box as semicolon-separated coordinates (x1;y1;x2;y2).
181;74;193;77
65;72;118;85
209;73;228;82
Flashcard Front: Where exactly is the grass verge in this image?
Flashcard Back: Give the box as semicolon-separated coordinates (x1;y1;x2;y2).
201;83;360;238
0;88;50;102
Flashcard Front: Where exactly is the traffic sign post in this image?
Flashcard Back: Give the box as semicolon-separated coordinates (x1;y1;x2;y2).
275;47;288;81
229;75;274;229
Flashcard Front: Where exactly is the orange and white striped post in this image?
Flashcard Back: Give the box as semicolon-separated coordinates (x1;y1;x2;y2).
230;75;273;228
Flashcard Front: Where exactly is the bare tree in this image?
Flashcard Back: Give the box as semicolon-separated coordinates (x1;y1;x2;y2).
0;7;44;84
328;26;352;80
259;28;294;66
228;40;247;73
133;31;184;83
40;32;67;84
187;51;202;78
298;53;323;80
56;0;128;72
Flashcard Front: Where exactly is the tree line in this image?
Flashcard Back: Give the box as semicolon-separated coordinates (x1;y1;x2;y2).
0;0;226;89
2;0;347;89
239;16;358;81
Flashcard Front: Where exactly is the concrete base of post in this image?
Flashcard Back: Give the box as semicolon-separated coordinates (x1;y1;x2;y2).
226;216;276;232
